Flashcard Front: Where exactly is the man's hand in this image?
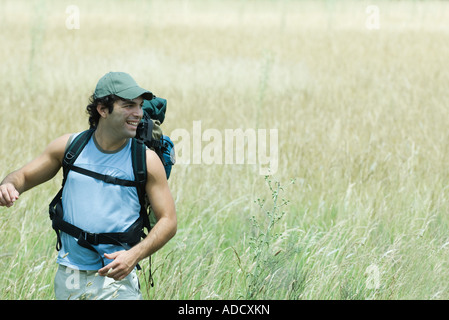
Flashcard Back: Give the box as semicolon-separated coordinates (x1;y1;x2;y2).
98;250;138;281
0;183;20;207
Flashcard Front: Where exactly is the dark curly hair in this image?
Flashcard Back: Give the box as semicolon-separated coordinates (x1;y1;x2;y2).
85;94;122;129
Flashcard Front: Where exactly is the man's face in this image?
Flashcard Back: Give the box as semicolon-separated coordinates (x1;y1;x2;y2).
103;96;144;139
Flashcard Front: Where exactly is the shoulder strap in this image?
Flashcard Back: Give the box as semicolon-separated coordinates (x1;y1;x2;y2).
131;138;147;189
131;138;151;231
63;130;138;188
131;138;155;286
62;129;95;186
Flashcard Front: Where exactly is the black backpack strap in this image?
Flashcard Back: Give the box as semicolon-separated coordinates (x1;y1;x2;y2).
49;130;153;279
68;165;137;187
51;207;144;267
49;129;95;251
131;138;149;229
63;130;139;188
62;129;95;186
131;138;155;287
49;188;64;250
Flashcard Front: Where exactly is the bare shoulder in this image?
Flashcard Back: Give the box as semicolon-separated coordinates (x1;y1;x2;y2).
145;148;167;181
11;133;74;192
44;133;74;164
50;133;73;147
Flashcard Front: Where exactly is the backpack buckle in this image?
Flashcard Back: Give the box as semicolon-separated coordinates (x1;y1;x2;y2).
82;231;99;245
63;151;75;167
103;175;117;185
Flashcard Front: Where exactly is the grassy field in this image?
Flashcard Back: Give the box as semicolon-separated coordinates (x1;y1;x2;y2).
1;0;449;300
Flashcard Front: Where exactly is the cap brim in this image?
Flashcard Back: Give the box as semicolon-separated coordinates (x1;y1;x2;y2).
116;86;154;100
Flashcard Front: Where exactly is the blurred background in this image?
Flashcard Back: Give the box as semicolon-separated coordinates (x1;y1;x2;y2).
1;0;449;300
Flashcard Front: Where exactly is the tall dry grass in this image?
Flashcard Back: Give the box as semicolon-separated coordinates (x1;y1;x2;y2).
1;0;449;299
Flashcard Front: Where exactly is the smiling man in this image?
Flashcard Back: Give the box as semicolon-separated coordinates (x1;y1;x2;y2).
0;72;177;300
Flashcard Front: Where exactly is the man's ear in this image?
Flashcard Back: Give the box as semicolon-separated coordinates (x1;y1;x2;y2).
97;103;108;118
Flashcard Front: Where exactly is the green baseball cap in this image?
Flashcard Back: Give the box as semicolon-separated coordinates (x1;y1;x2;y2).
94;72;154;100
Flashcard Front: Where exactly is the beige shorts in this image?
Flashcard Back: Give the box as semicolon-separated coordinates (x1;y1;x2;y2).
54;264;143;300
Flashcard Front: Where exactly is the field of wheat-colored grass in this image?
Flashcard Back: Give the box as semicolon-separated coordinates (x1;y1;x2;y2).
1;0;449;300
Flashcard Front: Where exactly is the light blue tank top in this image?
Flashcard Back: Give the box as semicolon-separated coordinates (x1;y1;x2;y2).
57;133;141;270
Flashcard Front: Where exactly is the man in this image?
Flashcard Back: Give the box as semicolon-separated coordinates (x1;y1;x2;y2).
0;72;177;299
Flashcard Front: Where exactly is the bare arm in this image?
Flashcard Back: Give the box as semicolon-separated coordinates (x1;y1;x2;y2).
0;134;71;207
132;149;177;258
99;149;177;280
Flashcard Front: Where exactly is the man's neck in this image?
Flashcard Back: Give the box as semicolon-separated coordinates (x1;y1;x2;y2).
93;126;128;152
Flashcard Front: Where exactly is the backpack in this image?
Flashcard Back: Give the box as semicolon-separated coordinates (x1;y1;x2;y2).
48;96;174;287
137;97;176;182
